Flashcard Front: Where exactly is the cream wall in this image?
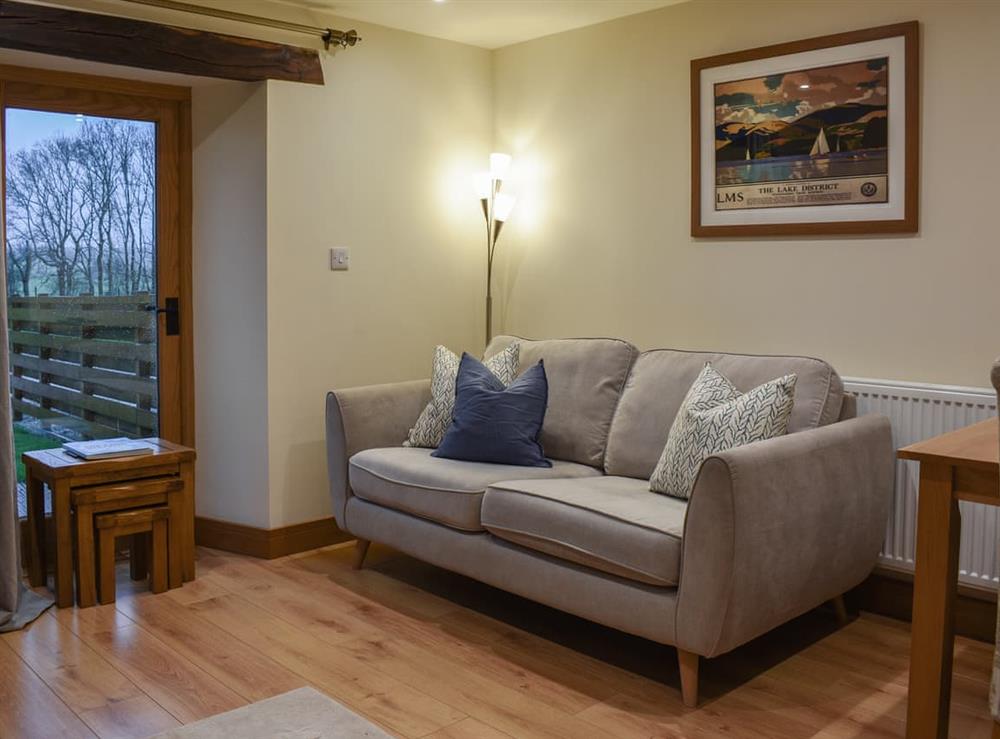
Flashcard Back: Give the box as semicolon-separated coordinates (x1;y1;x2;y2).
264;22;493;526
191;82;270;527
492;0;1000;388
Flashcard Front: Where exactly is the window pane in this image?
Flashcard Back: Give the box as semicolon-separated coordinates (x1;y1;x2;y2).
5;109;158;514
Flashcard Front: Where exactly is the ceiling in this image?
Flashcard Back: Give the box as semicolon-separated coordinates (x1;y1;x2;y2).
287;0;686;49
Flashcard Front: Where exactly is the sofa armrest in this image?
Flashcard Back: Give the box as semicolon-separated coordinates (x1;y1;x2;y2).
674;414;893;658
325;380;431;528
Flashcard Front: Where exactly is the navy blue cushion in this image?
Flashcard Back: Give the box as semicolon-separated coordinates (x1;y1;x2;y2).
432;353;551;467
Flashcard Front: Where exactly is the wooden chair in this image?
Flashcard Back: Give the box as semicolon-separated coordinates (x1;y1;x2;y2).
95;507;170;605
73;477;183;607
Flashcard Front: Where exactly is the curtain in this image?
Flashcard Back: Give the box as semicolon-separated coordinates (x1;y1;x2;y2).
0;154;52;632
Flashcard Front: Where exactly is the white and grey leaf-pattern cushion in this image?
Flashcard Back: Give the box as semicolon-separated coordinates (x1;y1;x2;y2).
404;343;520;448
649;363;797;499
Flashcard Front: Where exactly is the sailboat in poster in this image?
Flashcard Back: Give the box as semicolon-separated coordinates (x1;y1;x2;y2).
810;127;830;156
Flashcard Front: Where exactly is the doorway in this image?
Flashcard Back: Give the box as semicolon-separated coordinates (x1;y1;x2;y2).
1;67;193;513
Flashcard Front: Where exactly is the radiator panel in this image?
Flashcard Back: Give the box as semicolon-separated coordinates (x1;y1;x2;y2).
845;378;997;587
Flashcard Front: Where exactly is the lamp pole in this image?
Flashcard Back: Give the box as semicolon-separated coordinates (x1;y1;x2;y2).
479;154;514;346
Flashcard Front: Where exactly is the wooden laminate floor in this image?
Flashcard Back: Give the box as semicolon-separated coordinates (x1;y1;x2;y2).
1;542;994;739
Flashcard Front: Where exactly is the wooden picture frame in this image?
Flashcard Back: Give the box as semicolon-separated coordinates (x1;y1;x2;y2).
691;21;919;237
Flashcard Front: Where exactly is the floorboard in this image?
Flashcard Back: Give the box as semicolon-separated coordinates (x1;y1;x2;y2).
2;542;995;738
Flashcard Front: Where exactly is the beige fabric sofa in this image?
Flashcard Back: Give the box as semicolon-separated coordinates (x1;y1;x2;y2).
326;336;894;705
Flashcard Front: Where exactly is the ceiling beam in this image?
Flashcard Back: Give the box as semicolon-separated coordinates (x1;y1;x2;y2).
0;1;324;84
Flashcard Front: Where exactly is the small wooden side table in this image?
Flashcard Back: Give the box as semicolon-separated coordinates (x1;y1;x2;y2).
24;438;196;608
897;418;999;739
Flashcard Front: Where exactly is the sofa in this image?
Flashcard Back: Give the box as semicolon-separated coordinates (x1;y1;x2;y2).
325;336;894;706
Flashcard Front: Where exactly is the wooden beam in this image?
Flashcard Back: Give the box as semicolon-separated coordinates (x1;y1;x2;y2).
0;1;324;84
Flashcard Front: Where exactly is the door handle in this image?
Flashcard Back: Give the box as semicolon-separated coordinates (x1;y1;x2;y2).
144;297;180;336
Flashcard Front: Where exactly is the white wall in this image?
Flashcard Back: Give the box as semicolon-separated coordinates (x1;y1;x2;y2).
492;0;1000;388
191;81;270;527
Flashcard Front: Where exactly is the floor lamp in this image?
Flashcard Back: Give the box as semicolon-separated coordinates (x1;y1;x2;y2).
476;153;516;345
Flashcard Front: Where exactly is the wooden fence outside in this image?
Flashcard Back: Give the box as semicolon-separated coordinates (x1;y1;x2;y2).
8;293;159;440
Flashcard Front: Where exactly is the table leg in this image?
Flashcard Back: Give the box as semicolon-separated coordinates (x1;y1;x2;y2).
906;462;961;739
25;469;46;588
51;480;74;608
166;489;183;590
74;502;97;608
130;533;148;581
98;528;117;605
179;461;195;582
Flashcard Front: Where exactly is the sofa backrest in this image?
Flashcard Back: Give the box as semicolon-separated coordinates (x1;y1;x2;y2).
486;335;638;468
604;348;845;479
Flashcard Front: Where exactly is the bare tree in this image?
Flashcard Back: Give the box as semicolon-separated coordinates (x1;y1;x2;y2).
5;117;156;298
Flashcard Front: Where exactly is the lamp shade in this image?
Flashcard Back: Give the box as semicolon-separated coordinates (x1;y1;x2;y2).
493;193;516;222
474;171;493;199
489;152;512;180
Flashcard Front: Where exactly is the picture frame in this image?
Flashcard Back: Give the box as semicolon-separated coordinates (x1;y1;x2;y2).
691;22;919;237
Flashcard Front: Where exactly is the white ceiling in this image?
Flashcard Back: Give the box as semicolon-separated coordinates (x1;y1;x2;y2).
287;0;686;49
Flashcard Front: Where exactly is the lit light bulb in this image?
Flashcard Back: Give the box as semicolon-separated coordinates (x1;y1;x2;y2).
493;193;516;222
489;152;512;180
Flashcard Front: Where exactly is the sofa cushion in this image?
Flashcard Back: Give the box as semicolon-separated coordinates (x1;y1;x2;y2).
434;355;550;467
485;335;639;468
349;447;601;532
605;349;845;479
649;364;797;499
481;476;687;587
405;343;520;449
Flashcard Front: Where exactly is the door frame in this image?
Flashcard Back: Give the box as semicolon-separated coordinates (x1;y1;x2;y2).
0;64;194;446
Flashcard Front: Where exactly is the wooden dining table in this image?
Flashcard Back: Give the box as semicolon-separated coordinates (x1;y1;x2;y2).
897;417;999;739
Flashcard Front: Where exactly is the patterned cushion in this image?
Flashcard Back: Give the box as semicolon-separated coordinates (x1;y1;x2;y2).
404;343;519;448
649;363;797;499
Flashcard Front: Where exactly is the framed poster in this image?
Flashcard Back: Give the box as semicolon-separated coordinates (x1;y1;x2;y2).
691;22;919;237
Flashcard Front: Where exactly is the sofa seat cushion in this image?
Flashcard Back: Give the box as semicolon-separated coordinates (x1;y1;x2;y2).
481;476;687;587
349;447;602;532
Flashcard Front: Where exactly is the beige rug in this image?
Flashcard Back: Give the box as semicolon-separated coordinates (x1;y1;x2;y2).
148;687;393;738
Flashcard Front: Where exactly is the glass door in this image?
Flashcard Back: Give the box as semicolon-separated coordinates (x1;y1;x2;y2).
1;72;191;513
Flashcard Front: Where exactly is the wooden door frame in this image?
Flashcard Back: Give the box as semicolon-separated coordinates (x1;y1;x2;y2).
0;65;194;447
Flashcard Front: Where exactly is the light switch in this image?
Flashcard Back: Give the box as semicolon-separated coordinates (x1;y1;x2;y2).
330;247;350;271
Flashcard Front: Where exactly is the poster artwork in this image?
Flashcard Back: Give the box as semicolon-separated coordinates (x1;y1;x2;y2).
714;57;889;211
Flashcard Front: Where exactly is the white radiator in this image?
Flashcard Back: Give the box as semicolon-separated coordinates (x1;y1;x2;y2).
845;378;998;588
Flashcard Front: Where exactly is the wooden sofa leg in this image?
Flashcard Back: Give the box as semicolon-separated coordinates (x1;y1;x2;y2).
832;594;849;625
352;538;371;570
678;649;699;708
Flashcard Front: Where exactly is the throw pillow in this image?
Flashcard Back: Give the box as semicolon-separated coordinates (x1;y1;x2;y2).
432;353;551;467
649;363;797;499
404;342;519;448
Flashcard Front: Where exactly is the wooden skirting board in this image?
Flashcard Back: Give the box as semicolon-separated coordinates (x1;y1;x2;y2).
850;565;997;644
193;516;352;559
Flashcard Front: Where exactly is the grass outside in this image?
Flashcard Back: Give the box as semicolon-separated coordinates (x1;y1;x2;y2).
14;427;62;483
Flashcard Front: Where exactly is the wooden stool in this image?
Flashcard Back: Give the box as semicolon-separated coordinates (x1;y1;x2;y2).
96;507;170;605
73;477;184;607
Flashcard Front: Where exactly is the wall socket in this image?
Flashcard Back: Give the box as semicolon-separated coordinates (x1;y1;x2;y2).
330;247;350;271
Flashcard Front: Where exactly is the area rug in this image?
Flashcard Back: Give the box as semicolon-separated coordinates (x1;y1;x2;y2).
148;687;393;738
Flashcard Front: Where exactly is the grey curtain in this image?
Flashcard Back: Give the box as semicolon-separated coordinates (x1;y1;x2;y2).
0;213;51;632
